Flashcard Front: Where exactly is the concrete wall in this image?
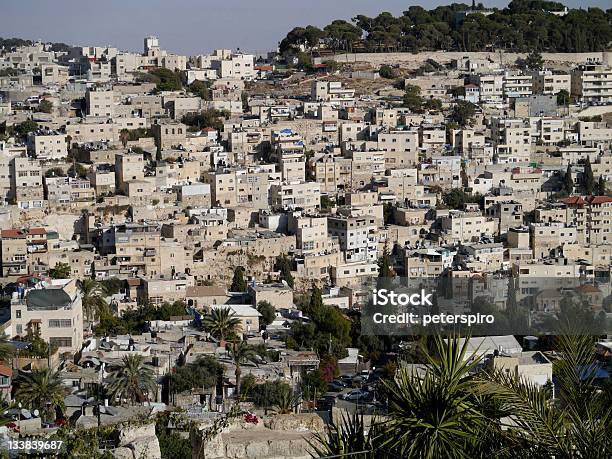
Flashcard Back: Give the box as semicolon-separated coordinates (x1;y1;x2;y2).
330;51;606;70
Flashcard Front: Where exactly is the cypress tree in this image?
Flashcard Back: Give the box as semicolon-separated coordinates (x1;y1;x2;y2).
584;157;594;195
563;164;573;196
230;266;247;292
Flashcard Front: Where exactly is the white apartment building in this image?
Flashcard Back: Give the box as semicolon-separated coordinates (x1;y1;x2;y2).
10;279;84;354
27;130;67;160
311;81;355;107
571;64;612;103
86;88;115;117
503;72;533;99
270;181;321;211
490;118;531;161
529;117;565;145
475;74;503;101
378;130;419;167
327;215;378;263
10;157;44;209
209;49;255;79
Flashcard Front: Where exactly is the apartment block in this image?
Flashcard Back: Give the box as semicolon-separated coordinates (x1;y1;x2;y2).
10;279;83;354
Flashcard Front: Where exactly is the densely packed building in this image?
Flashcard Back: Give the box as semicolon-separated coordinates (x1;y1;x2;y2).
1;29;611;457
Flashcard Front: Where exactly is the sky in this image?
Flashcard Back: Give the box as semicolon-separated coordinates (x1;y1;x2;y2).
1;1;609;55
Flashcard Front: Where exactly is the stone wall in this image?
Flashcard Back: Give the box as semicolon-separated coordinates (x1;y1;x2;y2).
191;413;325;459
329;51;606;71
111;422;161;459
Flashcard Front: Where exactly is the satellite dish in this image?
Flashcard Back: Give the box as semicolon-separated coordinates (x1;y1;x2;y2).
33;409;40;417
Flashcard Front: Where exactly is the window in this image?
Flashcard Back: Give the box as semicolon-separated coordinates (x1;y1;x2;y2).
16;324;22;334
48;319;72;328
16;310;21;319
49;337;72;348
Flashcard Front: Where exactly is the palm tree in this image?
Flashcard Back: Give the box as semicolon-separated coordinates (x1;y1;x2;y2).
106;355;157;406
479;334;612;457
119;129;130;148
228;341;256;396
14;369;67;422
272;385;299;415
310;334;612;458
377;335;494;458
202;307;241;342
79;278;109;323
309;412;376;459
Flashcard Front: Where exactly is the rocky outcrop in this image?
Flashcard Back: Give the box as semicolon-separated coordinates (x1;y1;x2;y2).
192;413;325;459
111;422;161;459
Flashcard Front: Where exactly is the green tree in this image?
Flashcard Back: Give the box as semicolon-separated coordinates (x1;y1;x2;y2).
257;301;276;326
556;89;570;106
0;68;22;77
403;84;423;112
14;120;38;138
584;157;594;195
68;162;88;178
45;167;66;178
250;379;293;413
49;262;71;279
479;334;612;457
188;80;212;100
563;164;574;195
309;412;376;459
320;195;334;210
379;65;396;79
296;52;313;70
376;336;497;457
303;286;324;318
230;266;248;292
38;100;53;113
271;385;299;414
229;341;257;396
383;202;395;225
149;68;183;92
156;413;192;459
100;277;125;296
202;307;241;342
14;368;66;422
442;188;481;209
597;175;607;195
423;98;443;111
107;354;157;405
182;109;228;131
275;254;294;288
240;373;257;395
169;355;221;395
79;278;109;323
119;128;130;148
378;243;394;279
450;100;476;127
301;368;327;401
524;50;544;70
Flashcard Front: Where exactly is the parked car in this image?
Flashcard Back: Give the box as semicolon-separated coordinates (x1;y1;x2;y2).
328;382;345;392
341;390;369;401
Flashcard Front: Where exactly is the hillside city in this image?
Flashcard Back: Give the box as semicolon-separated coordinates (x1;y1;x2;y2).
0;1;612;457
